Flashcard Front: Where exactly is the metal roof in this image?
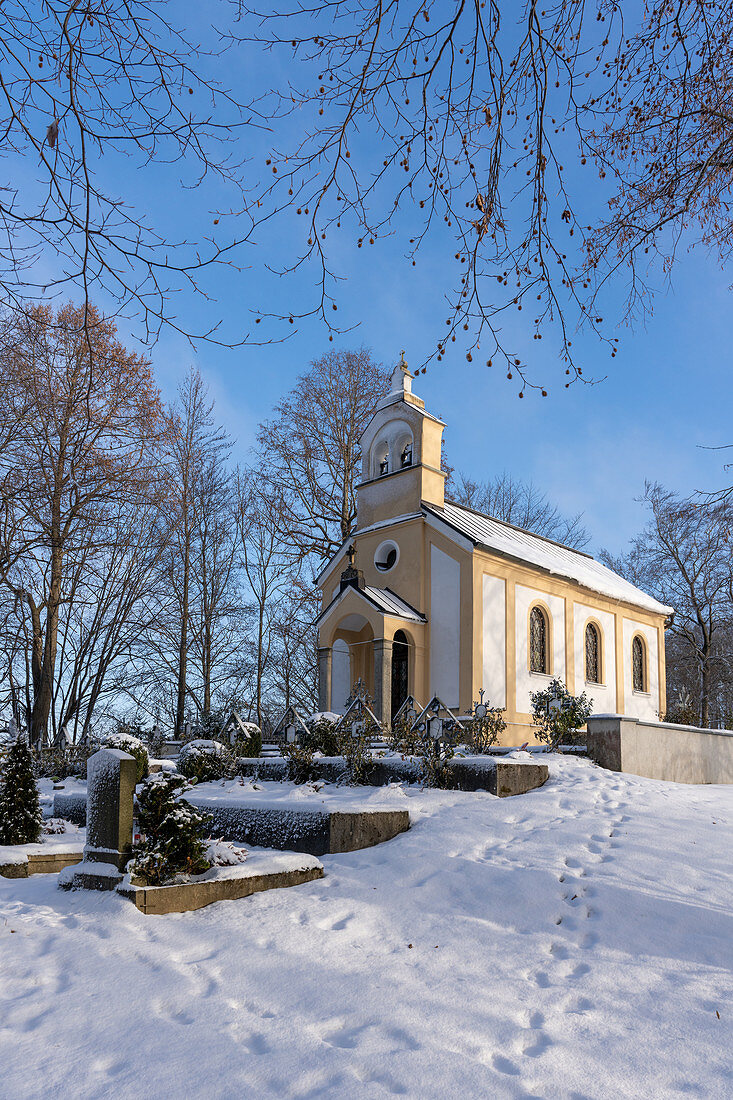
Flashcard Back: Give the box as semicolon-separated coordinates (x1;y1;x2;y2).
425;501;673;616
363;586;426;622
316;582;426;626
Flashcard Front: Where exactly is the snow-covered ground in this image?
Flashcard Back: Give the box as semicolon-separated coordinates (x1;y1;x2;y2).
1;757;731;1099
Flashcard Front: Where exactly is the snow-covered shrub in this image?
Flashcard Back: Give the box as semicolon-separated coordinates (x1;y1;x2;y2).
128;772;211;885
281;741;319;785
177;739;231;783
530;678;593;750
0;737;44;844
305;714;340;756
43;818;67;834
232;722;262;759
32;744;92;780
388;714;423;755
204;838;247;867
465;705;507;753
417;737;459;789
148;726;167;758
96;731;149;783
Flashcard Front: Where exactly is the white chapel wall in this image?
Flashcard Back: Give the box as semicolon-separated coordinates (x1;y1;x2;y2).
330;638;351;714
573;602;616;713
430;544;460;708
482;574;506;708
515;584;566;714
622;617;660;721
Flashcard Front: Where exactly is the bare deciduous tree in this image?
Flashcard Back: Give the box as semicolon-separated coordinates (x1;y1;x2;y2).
0;2;245;344
257;348;389;564
187;448;240;717
235;471;294;728
602;483;732;728
450;471;590;549
233;1;733;387
0;302;166;744
163;368;231;735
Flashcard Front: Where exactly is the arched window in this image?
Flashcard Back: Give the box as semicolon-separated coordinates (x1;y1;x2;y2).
529;606;549;674
632;635;646;692
585;623;600;684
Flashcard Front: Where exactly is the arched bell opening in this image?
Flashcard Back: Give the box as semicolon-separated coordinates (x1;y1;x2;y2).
391;630;410;719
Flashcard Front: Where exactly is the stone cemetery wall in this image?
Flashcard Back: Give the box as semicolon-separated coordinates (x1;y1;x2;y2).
587;715;733;784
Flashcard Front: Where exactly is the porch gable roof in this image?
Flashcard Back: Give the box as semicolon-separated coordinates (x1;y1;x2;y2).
316;582;426;628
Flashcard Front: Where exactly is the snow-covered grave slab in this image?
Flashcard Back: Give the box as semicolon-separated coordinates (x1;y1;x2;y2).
0;825;85;878
116;848;324;915
186;782;411;855
235;752;550;795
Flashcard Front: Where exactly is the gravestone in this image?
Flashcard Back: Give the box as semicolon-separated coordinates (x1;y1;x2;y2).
60;748;136;892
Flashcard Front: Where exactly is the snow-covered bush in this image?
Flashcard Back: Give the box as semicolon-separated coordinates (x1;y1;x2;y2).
204;838;247;867
96;731;149;783
232;722;262;759
281;741;319;785
388;714;423;755
128;772;211;885
530;678;593;750
177;739;231;783
305;713;341;756
465;705;507;753
43;818;67;835
0;737;44;844
32;744;92;780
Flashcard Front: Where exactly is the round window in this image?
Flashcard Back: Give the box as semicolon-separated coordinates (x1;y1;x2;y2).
374;540;399;573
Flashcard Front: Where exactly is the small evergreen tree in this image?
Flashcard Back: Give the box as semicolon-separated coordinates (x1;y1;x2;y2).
0;737;44;845
128;772;211;885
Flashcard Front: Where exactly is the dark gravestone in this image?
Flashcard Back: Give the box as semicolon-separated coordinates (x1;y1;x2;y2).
60;748;136;891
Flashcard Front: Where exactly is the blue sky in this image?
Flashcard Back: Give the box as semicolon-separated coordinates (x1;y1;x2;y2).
149;230;731;559
18;3;733;558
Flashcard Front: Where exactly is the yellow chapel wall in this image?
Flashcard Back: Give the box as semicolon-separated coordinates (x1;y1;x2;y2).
318;516;668;742
471;548;668;744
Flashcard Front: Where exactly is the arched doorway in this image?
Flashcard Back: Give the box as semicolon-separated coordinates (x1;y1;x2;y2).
391;630;409;718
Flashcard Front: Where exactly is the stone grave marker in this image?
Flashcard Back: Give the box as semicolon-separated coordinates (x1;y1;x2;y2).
60;747;136;892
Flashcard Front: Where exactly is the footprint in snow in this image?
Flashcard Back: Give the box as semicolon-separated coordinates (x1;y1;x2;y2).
491;1053;521;1076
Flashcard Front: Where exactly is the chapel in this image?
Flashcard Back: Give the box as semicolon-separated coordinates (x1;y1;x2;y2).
316;357;671;744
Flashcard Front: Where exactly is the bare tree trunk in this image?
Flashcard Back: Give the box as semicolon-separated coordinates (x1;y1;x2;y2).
175;538;190;738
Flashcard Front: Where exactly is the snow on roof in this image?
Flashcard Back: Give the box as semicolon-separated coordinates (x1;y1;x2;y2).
426;500;672;616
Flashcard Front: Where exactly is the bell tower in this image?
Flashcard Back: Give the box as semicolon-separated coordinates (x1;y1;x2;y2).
357;353;446;528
